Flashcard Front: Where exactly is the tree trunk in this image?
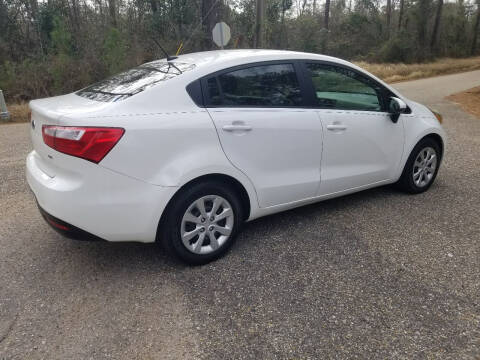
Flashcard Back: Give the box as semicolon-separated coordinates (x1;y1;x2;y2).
472;1;480;55
29;0;38;20
280;2;287;47
108;0;117;27
202;0;220;50
417;0;429;59
254;0;264;48
398;0;404;30
430;0;443;51
149;0;158;13
386;0;391;38
324;0;330;30
321;0;330;52
302;0;308;14
68;0;81;33
456;0;467;47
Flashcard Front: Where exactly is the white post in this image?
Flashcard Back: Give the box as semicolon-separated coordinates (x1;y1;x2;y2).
219;23;224;49
0;90;10;121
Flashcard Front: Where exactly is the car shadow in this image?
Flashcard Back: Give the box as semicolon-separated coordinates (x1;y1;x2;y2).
67;184;400;267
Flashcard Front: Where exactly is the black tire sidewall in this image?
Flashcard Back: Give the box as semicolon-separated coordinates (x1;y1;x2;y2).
162;181;243;265
399;138;441;194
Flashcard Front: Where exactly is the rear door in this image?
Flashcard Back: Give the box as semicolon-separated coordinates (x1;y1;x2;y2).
302;62;404;195
204;61;323;208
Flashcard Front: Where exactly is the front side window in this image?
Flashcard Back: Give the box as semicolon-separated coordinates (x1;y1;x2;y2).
307;63;382;111
77;61;195;102
207;63;303;107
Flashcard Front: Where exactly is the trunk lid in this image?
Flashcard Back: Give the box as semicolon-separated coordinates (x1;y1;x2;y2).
29;93;113;176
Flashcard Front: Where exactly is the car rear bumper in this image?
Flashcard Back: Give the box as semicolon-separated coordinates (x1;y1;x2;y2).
37;204;106;241
26;150;178;242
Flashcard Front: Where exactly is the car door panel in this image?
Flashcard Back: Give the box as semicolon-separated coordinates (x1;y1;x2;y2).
300;61;405;196
317;109;404;195
208;108;322;208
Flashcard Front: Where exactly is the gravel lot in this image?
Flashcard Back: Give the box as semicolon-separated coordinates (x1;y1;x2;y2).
1;71;479;359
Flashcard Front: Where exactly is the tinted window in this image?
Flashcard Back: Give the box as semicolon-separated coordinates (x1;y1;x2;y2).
307;63;382;111
208;64;303;107
77;61;195;102
207;77;222;105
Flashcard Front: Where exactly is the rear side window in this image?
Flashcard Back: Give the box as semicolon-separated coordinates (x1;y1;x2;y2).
306;63;382;111
77;61;195;102
206;63;303;107
207;78;222;105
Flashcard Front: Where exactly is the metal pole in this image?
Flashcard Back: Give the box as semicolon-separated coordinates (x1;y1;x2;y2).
0;90;10;121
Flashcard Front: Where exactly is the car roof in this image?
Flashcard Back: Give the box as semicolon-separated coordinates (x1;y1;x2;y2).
150;49;353;78
138;49;404;104
174;49;337;64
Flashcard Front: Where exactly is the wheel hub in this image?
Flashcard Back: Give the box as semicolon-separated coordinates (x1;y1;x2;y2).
180;195;234;255
412;146;437;188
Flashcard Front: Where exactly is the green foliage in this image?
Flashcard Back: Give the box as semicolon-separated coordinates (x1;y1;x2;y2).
39;4;57;44
0;61;16;94
328;12;383;60
378;34;415;63
0;59;52;101
50;16;73;56
289;15;322;53
102;27;127;75
50;54;70;93
439;3;470;57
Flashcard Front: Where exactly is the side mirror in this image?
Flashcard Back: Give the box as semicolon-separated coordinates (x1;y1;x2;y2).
389;97;407;123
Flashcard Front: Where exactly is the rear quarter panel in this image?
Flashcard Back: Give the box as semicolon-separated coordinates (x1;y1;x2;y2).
99;109;260;219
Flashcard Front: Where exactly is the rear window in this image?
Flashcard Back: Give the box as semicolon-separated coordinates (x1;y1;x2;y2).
76;61;195;102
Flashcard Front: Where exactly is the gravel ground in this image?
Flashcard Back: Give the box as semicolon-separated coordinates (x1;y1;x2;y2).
1;71;479;359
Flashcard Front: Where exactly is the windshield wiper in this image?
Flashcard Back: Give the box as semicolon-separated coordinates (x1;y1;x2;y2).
140;62;183;75
167;62;183;74
81;89;135;96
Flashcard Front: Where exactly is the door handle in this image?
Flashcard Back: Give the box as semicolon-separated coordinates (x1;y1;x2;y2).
326;124;347;131
222;124;252;132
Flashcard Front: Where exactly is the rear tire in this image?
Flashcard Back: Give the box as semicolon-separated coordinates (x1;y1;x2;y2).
160;181;243;265
396;137;441;194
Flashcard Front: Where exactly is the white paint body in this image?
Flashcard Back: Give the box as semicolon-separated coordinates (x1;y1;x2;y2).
26;50;446;242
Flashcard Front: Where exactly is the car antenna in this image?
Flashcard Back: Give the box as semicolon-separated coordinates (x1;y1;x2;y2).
152;38;178;62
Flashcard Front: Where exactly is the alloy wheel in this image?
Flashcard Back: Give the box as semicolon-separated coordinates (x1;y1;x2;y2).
181;195;234;254
412;146;437;188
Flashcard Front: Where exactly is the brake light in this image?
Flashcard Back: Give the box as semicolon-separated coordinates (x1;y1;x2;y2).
42;125;125;163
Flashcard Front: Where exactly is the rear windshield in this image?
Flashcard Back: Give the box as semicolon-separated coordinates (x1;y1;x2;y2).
76;61;195;102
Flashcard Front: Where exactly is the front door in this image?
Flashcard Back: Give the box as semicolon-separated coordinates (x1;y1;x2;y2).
303;62;405;195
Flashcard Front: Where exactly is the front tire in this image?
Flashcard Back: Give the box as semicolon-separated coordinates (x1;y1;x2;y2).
396;137;441;194
161;181;243;265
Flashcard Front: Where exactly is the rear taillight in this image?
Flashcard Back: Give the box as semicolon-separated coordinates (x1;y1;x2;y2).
42;125;125;163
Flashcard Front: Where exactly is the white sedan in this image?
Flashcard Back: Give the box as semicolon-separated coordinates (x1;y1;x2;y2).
26;50;445;264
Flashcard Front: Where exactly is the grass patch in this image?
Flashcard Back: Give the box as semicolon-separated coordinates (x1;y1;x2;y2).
2;102;30;123
356;56;480;83
446;87;480;119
